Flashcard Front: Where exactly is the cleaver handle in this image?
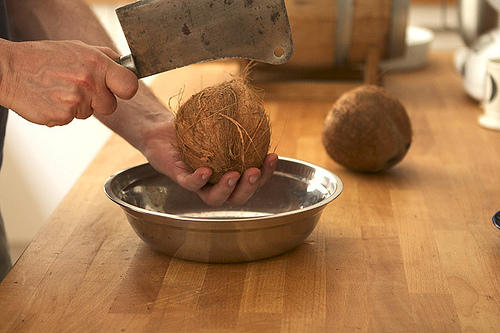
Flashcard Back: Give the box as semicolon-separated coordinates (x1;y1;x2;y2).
114;54;139;78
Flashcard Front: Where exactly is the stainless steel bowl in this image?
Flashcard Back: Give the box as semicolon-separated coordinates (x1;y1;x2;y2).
104;157;343;263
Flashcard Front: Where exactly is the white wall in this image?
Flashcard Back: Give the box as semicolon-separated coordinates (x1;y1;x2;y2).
0;116;112;241
0;3;128;261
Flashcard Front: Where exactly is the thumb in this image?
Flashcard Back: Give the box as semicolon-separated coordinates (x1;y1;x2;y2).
106;62;139;100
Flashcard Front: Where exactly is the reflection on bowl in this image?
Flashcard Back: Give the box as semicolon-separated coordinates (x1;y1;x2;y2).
104;157;343;263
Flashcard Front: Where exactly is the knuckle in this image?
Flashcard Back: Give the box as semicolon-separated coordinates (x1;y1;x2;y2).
60;93;84;112
53;98;83;124
74;71;97;92
58;110;76;124
51;111;74;126
93;95;117;116
75;109;93;120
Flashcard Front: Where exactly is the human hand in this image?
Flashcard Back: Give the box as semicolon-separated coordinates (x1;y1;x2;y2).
142;118;278;207
0;39;138;126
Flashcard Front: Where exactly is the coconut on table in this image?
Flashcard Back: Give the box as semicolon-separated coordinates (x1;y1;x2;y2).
322;85;413;173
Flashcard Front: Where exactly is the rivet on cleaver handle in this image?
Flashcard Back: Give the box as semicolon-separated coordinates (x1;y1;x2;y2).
115;0;294;78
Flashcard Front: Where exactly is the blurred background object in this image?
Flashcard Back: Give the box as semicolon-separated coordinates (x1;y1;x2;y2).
458;0;497;46
252;0;410;86
455;0;500;100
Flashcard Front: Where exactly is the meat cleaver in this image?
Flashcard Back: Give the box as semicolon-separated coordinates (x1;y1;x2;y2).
115;0;294;78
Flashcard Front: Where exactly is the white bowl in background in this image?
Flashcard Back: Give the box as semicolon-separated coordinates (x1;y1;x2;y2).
380;26;435;72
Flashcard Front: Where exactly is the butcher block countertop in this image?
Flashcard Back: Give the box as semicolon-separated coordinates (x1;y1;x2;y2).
1;52;500;332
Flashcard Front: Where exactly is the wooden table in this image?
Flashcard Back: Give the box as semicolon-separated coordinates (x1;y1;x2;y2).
1;52;500;332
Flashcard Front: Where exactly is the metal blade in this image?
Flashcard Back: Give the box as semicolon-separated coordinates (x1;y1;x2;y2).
116;0;294;78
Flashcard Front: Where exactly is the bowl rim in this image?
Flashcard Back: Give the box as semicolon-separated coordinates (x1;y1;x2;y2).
103;156;343;223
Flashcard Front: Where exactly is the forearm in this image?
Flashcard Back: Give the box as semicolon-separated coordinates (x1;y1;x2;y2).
95;82;175;153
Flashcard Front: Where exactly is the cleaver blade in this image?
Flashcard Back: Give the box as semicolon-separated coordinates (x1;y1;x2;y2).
115;0;294;78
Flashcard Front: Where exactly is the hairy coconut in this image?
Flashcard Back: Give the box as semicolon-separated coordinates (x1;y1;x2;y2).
322;85;412;172
175;75;271;184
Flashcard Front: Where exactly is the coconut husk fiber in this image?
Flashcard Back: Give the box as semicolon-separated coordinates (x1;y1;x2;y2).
175;75;271;184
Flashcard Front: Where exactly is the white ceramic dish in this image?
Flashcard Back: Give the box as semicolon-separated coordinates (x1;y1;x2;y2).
381;26;435;72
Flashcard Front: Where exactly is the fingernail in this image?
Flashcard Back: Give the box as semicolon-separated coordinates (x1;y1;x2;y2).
269;160;277;168
201;173;209;182
228;177;237;187
249;175;259;184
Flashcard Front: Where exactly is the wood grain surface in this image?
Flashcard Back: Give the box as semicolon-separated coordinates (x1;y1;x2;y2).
1;52;500;332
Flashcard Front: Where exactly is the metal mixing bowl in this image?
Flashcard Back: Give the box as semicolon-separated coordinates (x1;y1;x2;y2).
104;157;343;263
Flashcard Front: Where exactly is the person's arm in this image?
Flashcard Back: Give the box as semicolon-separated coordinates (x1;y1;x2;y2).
0;38;138;126
1;0;138;126
3;0;277;206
